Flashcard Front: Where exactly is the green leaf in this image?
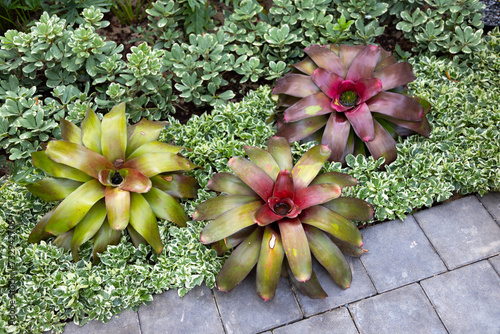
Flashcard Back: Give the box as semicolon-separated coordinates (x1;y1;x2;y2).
278;218;311;282
129;192;163;254
101;102;127;163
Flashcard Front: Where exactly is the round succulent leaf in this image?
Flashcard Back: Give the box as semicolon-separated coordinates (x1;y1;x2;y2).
216;227;263;292
32;151;93;182
101;102;127;163
93;219;121;265
126;119;166;157
60;119;82;145
45;141;115;179
71;199;107;262
256;226;285;301
304;224;352;289
200;201;262;244
129;192;163;254
278;217;312;282
143;187;188;227
45;179;106;236
81;107;102;154
105;186;130;230
26;178;83;202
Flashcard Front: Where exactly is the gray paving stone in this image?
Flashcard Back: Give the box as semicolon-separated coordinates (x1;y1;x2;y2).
477;192;500;224
273;307;358;334
138;285;223;334
490;255;500;275
296;257;376;317
421;260;500;334
415;196;500;269
349;283;447;334
213;270;302;334
359;215;446;293
63;309;140;334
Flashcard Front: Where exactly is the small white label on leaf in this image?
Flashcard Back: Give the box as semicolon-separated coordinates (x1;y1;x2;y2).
269;234;276;249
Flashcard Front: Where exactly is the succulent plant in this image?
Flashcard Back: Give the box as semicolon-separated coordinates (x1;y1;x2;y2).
26;103;199;264
193;137;373;300
273;44;431;166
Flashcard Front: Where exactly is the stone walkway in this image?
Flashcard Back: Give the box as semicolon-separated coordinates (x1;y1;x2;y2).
63;193;500;334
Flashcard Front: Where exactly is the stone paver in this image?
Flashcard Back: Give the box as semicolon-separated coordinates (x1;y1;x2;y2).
349;283;447;334
415;196;500;269
296;257;376;317
421;260;500;334
273;307;358;334
359;215;446;292
213;270;302;334
138;285;223;334
477;192;500;224
63;309;140;334
490;255;500;275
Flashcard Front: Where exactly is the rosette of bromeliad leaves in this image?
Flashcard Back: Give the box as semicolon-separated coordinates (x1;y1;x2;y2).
193;137;373;300
273;44;431;166
26;103;199;264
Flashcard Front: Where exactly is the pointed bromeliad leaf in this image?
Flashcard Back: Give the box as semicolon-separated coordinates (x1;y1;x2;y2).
45;179;105;236
373;62;416;91
304;44;347;77
207;172;256;196
60;119;82;144
273;73;321;98
193;195;261;221
300;205;363;248
283;92;334;123
127;224;148;248
32;151;93;182
228;157;274;201
310;171;358;188
150;174;199;198
364;120;397;164
122;152;195;178
93;219;121;264
267;137;293;172
291;145;331;190
276;115;329;143
253;203;283;226
286;263;327;299
345;44;380;82
278;217;311;282
81;107;102;154
217;227;264;292
244;146;281;181
28;208;56;243
71;199;107;262
126;119;166;157
129;192;163;254
294;183;341;210
329;235;368;257
320;112;351;163
101;102;127;163
105;186;130;230
344;103;375;143
26;178;82;202
322;197;373;221
143;187;188;227
45;141;115;179
304;225;352;289
127;141;184;160
200;201;262;244
118;168;152;193
54;229;74;251
256;226;285;301
211;226;256;255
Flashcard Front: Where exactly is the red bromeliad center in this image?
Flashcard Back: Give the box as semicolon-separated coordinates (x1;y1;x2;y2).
267;170;301;219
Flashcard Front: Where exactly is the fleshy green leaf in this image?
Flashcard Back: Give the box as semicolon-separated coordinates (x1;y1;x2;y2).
71;199;107;261
278;218;311;282
193;195;260;221
216;227;263;292
122;152;195;178
228;156;274;200
60;119;82;144
101;102;127;163
126;119;166;157
291;145;331;190
127;141;183;160
26;178;82;201
256;226;285;301
151;174;199;198
28;208;56;243
207;172;257;196
129;192;163;254
244;146;281;181
81;107;102;154
105;186;130;230
294;183;341;210
45;179;105;236
267;136;293;171
286;262;327;299
32;151;93;182
322;197;373;221
93;219;121;264
143;187;188;227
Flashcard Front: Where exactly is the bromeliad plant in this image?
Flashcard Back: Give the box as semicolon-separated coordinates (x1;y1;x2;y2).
273;44;431;166
194;137;373;300
25;103;199;263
